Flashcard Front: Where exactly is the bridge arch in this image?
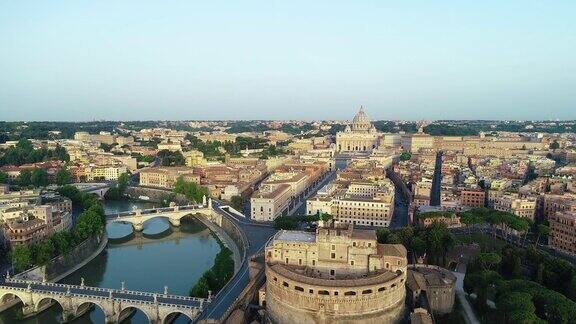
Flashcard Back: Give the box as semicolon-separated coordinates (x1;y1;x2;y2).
75;300;106;319
118;305;151;323
0;292;27;307
35;296;65;313
162;311;194;324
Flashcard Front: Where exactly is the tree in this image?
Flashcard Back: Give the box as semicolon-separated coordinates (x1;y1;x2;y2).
549;140;560;150
30;168;49;187
18;170;32;186
426;223;452;265
535;224;549;247
56;168;72;185
35;240;55;265
159;150;186;166
478;252;502;271
189;276;210;298
230;195;243;211
10;245;32;273
173;177;209;203
399;151;411;161
497;292;538;324
411;237;427;258
274;217;298;230
0;171;8;183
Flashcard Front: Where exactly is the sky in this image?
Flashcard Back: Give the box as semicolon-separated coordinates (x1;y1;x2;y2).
0;0;575;121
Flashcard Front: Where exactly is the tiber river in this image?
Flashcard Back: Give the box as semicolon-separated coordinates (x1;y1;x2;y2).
0;200;221;324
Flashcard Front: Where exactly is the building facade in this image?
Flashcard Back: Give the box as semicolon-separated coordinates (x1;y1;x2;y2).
336;107;381;153
549;211;576;256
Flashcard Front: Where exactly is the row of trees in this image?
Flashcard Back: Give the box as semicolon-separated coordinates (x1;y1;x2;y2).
460;207;532;242
0;139;69;167
189;246;234;298
1;167;73;187
10;186;105;272
185;134;287;159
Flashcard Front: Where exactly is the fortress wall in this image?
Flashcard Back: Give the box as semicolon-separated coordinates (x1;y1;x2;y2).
265;266;405;324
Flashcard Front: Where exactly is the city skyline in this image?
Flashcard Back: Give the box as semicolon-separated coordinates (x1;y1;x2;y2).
1;1;576;121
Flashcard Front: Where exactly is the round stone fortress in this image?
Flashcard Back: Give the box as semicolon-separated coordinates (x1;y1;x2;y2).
264;221;407;323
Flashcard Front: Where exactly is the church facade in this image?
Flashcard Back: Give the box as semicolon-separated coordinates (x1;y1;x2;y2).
336;106;382;153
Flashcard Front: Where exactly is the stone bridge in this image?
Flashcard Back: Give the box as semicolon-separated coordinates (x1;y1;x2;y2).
106;198;214;231
0;278;207;323
72;182;113;199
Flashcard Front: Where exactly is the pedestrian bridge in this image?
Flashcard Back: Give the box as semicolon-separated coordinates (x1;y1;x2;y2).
0;278;207;323
106;199;213;231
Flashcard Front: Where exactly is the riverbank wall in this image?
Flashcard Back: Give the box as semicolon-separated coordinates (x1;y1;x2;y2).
15;233;108;283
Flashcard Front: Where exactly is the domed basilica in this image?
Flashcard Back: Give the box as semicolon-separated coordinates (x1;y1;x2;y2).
336;106;381;153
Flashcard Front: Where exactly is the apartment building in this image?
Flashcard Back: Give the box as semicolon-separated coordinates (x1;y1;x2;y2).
460;189;486;208
139;167;200;189
494;194;537;220
549;211;576;256
251;161;328;221
307;179;395;227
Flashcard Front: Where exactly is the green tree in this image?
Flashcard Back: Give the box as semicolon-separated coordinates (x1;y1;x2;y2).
399;151;411;161
535;224;549;246
30;168;49;187
56;168;72;185
18;170;32;186
478;252;502;271
497;292;538;324
35;240;55;265
10;245;33;273
230;195;243;211
274;216;299;230
189;276;210;298
549;140;560;150
173;177;209;203
0;171;8;183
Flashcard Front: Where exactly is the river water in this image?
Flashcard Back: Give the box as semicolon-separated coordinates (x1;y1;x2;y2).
0;200;221;324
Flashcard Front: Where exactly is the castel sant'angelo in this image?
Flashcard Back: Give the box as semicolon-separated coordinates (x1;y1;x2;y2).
263;220;407;324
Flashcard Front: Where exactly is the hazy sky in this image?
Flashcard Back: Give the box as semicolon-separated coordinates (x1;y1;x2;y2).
1;1;575;121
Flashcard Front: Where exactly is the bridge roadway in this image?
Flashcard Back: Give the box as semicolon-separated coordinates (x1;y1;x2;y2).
106;203;213;231
0;278;206;323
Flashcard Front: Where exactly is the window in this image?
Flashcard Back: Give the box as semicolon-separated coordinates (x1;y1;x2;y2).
334;291;339;296
309;289;314;294
283;282;289;287
350;260;355;266
378;287;386;292
344;291;356;296
331;253;336;259
285;258;289;264
362;289;373;295
318;290;329;295
331;244;335;250
330;269;335;276
295;286;304;292
353;242;356;247
312;260;316;266
298;259;302;265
